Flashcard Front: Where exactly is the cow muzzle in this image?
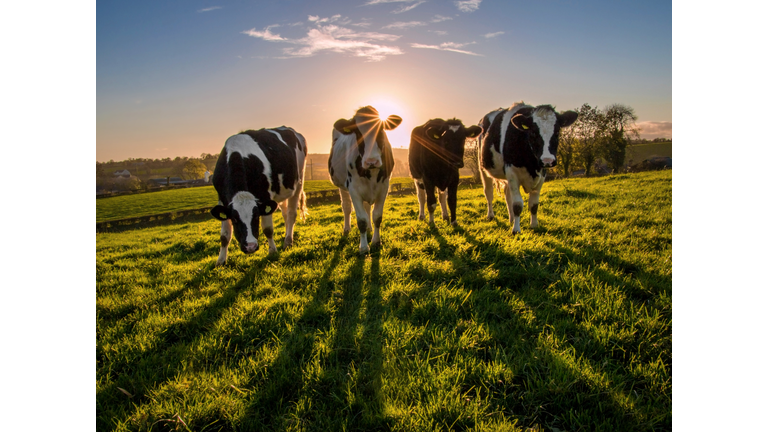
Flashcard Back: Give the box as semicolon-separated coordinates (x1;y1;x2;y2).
541;157;556;167
363;158;382;169
245;242;259;253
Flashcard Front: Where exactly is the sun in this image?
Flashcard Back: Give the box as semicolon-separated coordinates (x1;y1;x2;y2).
369;98;403;122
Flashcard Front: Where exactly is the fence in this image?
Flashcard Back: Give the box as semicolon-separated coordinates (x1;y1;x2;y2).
96;179;480;232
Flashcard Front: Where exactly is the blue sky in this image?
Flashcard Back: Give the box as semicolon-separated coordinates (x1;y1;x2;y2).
97;0;671;161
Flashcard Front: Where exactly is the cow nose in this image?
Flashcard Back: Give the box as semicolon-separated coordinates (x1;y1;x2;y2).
454;161;464;168
245;242;258;253
542;157;555;166
364;158;381;168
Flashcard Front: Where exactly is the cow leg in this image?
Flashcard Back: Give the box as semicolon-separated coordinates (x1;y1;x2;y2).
504;176;524;234
371;185;389;247
283;192;301;248
447;183;458;226
424;181;438;224
438;189;450;222
480;168;495;221
349;192;371;254
363;201;372;232
415;179;426;221
339;189;353;235
217;219;232;266
261;214;278;253
529;189;540;228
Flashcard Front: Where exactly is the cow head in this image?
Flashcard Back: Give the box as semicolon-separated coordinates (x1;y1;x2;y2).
334;106;402;169
423;118;483;168
510;105;578;168
210;191;277;254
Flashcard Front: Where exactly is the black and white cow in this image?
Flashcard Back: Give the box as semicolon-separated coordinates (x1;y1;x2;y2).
210;126;308;265
478;102;578;233
328;106;402;254
409;118;482;226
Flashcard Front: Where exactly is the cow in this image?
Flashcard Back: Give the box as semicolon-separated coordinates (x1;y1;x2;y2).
328;106;402;254
210;126;308;265
478;102;578;233
408;118;482;226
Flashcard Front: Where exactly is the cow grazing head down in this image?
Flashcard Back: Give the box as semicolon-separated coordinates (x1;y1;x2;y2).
334;106;402;169
210;191;278;254
423;118;483;168
509;105;578;168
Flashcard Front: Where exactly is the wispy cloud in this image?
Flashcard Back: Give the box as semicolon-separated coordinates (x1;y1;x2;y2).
431;15;453;23
455;0;481;13
637;121;672;139
244;17;403;62
393;1;427;14
364;0;419;4
484;31;504;38
430;30;448;36
382;21;426;30
411;41;481;56
197;6;221;13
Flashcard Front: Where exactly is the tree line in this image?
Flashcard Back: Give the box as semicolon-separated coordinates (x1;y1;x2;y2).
97;154;219;192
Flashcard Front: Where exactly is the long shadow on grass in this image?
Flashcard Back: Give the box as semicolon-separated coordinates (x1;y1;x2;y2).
452;228;669;430
96;258;273;429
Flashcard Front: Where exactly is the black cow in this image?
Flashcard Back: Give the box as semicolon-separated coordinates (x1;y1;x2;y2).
478;102;578;233
328;106;402;254
210;126;307;265
409;118;482;226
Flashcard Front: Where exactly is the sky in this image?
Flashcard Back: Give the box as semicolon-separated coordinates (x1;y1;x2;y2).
97;0;672;162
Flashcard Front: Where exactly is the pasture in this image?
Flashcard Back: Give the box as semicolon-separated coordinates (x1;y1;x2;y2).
96;178;418;223
96;170;671;431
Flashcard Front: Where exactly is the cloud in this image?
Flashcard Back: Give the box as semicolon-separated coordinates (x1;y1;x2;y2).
364;0;419;4
382;21;427;30
393;1;427;14
411;41;482;56
244;18;403;62
242;25;286;42
454;0;481;12
197;6;221;13
431;15;452;23
637;121;672;139
430;30;448;36
484;31;504;38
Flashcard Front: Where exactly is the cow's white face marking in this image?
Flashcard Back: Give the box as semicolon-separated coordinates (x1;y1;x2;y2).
355;113;384;166
448;125;460;132
532;109;557;162
231;191;258;244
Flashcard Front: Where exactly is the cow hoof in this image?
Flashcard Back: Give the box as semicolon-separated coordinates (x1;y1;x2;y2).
418;214;425;221
282;241;293;250
359;247;369;255
442;215;450;222
486;214;494;221
215;260;226;267
268;246;278;254
451;221;458;227
343;229;350;236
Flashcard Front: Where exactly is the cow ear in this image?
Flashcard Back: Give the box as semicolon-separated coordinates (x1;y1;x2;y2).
557;110;579;128
334;118;357;134
383;115;402;130
258;200;279;216
425;126;444;140
511;114;534;132
465;125;483;138
211;205;230;221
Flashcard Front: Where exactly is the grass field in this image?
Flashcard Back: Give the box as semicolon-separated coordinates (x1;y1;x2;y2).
97;170;671;431
96;177;417;223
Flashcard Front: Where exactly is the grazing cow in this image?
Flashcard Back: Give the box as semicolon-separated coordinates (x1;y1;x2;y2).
328;106;402;253
478;102;578;233
408;118;482;225
210;126;308;265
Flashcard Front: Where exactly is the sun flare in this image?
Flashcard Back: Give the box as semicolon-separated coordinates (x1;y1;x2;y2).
365;97;412;148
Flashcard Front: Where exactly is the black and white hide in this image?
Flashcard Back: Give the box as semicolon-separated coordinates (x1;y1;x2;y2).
327;106;402;254
478;102;578;233
210;127;308;265
409;118;482;226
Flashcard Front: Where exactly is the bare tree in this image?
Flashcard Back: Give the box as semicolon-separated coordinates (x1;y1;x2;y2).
463;137;482;182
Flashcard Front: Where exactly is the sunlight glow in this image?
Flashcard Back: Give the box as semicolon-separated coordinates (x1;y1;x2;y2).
364;97;412;148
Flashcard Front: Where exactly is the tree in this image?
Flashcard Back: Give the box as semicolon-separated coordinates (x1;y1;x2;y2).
573;103;606;176
182;159;207;180
601;103;639;173
556;123;578;177
463;137;482;182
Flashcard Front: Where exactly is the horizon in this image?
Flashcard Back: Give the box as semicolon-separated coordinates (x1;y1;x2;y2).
97;0;671;162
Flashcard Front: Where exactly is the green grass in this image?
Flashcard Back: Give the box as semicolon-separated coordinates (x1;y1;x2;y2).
97;170;671;431
96;178;418;223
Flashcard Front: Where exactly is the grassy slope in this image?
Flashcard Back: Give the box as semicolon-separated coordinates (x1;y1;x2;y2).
97;171;671;431
96;178;417;223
